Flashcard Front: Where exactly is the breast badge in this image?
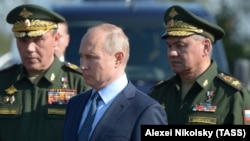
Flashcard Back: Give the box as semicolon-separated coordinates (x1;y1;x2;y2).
47;88;77;105
3;85;17;104
61;77;68;88
192;91;217;112
5;85;17;95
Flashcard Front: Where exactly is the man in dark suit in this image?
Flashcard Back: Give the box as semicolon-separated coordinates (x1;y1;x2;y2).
62;23;168;141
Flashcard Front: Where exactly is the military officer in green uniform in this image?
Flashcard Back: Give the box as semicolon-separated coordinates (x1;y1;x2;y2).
0;4;89;141
149;5;250;125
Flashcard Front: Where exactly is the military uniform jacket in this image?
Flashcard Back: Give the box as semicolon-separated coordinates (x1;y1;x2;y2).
150;61;250;125
0;57;87;141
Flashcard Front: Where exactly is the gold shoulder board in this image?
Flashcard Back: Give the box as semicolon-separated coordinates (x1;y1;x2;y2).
217;73;242;90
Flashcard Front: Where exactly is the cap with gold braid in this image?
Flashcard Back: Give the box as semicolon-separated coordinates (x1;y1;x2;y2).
161;5;225;43
6;4;65;38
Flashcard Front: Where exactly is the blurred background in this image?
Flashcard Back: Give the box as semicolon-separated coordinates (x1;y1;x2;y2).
1;0;250;86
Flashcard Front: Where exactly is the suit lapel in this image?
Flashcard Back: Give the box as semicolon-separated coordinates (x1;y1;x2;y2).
90;81;136;140
69;90;92;139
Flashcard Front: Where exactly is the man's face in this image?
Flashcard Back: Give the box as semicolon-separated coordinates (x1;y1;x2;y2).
166;35;206;75
16;30;58;74
79;29;117;90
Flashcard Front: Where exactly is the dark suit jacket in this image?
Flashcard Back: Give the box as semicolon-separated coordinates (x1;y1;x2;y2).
62;81;167;141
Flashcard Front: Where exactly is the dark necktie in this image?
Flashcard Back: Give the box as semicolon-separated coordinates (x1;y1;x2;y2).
78;91;100;141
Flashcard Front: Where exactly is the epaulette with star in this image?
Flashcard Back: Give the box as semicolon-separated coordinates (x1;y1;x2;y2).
148;77;173;95
154;80;167;88
217;73;243;90
148;80;165;94
64;62;82;74
152;76;174;89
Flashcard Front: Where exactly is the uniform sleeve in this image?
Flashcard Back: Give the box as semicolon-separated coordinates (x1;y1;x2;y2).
232;87;250;124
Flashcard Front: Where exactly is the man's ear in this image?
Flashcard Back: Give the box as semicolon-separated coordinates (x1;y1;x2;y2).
115;51;124;65
53;31;60;49
203;38;212;56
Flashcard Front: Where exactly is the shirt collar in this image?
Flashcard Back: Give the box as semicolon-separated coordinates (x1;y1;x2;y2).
95;74;128;104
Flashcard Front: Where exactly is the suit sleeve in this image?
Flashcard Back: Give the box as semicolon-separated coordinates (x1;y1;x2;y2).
132;103;168;140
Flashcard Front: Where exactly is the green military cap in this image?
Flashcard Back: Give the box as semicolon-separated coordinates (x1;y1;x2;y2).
6;4;65;38
161;5;225;43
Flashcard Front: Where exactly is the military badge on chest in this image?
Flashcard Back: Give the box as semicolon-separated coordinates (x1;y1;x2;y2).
61;77;68;88
192;91;217;112
3;85;17;104
47;88;77;105
47;77;77;105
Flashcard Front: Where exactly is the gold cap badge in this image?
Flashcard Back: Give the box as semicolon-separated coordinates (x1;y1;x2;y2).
19;8;33;18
